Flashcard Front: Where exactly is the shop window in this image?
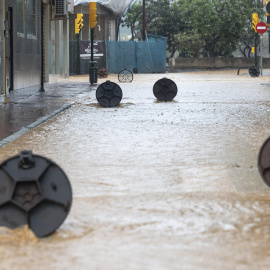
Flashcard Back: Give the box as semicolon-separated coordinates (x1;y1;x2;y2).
17;0;24;37
27;0;37;38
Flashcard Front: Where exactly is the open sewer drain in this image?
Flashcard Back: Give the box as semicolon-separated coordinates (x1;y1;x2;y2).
0;150;72;237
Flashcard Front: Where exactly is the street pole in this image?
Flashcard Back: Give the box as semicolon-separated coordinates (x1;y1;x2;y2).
260;34;263;76
142;0;146;41
40;3;45;92
91;28;94;62
269;32;270;54
254;32;257;67
77;33;80;75
89;2;97;84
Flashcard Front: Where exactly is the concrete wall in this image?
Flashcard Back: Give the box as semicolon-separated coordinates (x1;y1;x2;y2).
171;57;270;69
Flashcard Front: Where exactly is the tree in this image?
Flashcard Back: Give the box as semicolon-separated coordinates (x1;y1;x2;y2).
145;0;183;57
238;0;264;57
122;0;182;56
122;0;264;57
175;29;204;57
174;0;264;57
121;2;143;40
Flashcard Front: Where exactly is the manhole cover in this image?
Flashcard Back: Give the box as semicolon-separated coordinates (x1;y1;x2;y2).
0;151;72;237
153;78;178;102
96;81;123;107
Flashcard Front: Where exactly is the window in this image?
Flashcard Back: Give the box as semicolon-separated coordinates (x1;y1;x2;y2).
17;0;24;36
27;0;37;38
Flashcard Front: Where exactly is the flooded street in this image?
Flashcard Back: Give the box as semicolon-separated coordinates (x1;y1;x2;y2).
1;70;270;269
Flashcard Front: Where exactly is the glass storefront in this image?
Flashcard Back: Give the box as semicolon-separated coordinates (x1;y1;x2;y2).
16;0;24;36
0;0;4;95
11;0;41;94
49;21;56;74
27;0;36;38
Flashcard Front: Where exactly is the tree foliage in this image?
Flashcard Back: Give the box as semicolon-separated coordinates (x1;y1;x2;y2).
175;29;204;57
122;0;264;57
174;0;264;57
122;0;182;57
121;2;143;40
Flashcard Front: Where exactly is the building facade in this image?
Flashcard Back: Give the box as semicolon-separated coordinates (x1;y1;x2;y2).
43;0;71;83
0;0;72;103
0;0;42;102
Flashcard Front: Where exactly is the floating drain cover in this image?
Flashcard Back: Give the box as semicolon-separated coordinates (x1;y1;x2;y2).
96;80;123;107
0;150;72;237
118;68;133;83
153;78;178;102
258;137;270;187
249;66;260;77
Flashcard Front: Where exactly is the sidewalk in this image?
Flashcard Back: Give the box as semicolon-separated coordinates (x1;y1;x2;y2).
0;80;95;147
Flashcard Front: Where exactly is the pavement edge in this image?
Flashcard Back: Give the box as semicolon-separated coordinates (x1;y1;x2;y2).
0;103;74;148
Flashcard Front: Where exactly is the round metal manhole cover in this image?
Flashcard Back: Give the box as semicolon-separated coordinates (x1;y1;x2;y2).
0;151;72;237
258;137;270;187
96;81;123;107
118;68;133;83
153;78;178;102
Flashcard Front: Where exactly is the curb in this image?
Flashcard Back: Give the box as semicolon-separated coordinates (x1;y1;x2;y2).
0;103;74;148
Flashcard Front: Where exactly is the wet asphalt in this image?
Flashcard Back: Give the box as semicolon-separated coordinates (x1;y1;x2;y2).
0;80;94;143
1;70;270;269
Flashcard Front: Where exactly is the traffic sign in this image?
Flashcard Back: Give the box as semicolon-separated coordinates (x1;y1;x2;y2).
256;22;267;34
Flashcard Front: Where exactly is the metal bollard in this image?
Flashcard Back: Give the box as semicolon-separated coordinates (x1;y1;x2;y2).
96;80;123;107
153;78;178;102
0;150;72;237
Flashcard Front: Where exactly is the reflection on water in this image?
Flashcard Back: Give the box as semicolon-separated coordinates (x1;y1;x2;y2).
1;73;270;269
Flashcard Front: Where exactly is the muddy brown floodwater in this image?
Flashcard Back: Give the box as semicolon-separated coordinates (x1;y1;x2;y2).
1;71;270;269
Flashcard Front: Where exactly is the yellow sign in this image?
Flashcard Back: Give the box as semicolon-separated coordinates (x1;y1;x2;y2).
75;13;84;34
89;2;97;29
252;13;259;32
